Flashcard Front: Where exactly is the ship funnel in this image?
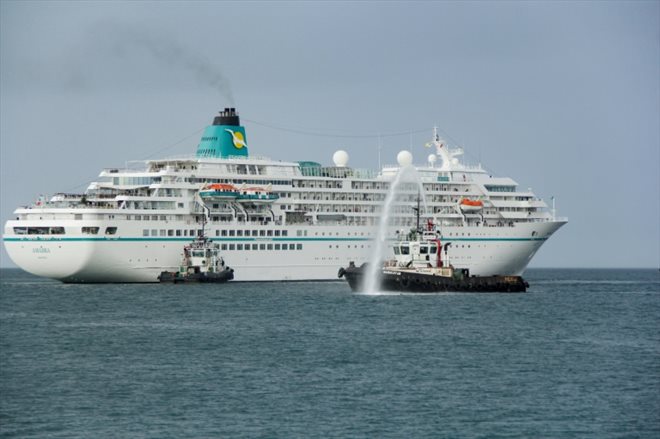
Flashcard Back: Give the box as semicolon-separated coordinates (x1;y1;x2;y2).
197;108;249;158
213;107;240;126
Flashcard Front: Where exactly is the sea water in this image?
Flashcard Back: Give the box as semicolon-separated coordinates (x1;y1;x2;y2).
1;268;658;438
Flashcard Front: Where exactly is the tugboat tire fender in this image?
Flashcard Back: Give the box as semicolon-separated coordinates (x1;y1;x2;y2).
338;267;346;278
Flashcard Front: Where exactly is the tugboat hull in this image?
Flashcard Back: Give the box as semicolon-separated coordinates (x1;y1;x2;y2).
338;264;528;293
158;268;234;283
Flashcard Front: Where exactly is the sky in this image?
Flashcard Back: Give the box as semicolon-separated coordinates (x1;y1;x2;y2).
1;0;658;269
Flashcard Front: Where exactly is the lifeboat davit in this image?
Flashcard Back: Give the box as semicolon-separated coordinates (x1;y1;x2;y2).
459;198;484;212
199;183;240;201
237;185;279;203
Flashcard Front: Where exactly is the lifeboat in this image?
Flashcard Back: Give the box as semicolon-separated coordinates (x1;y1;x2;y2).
459;198;484;212
236;185;279;203
199;183;239;201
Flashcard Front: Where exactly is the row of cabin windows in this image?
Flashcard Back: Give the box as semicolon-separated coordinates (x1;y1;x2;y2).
187;178;291;186
83;227;117;235
217;229;288;237
143;229;202;237
221;243;302;251
12;226;116;236
13;227;65;235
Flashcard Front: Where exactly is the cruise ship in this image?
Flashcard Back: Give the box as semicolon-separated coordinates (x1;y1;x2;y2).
3;108;566;282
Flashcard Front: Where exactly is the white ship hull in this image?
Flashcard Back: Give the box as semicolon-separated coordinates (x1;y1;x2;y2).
2;108;567;283
3;220;565;283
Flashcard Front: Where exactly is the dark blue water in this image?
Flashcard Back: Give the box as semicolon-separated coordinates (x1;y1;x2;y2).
1;269;658;438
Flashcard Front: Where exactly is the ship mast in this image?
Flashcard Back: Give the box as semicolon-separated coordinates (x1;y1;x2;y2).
411;191;422;234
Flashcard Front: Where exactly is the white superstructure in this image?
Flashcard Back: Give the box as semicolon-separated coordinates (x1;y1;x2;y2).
3;109;566;282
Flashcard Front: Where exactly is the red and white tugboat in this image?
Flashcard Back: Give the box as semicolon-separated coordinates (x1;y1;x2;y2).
339;208;528;293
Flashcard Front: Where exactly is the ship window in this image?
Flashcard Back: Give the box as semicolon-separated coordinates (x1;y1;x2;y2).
135;215;141;220
393;247;400;255
221;230;228;236
267;244;273;250
151;216;158;221
229;230;235;237
159;229;166;237
168;230;174;236
259;230;265;236
297;230;303;237
105;227;118;235
430;246;437;253
296;244;302;250
151;229;158;236
260;244;266;250
189;230;195;236
229;244;235;250
420;245;428;254
13;227;27;235
251;230;258;237
401;245;410;255
176;230;181;236
237;230;243;236
82;227;100;235
267;230;273;237
282;231;288;236
252;244;258;250
197;230;203;237
221;244;227;250
274;230;281;236
275;244;281;250
244;230;249;236
143;229;149;237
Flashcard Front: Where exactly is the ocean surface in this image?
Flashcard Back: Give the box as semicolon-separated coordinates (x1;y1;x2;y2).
1;268;658;438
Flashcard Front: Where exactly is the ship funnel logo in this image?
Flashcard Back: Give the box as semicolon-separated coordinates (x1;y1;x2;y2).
225;129;247;149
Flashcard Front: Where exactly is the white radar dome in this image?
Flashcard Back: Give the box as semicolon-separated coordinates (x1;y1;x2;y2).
427;154;437;165
397;150;413;167
333;150;349;167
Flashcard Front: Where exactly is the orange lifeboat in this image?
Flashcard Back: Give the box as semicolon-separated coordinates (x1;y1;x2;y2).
459;198;484;212
237;186;279;203
199;183;239;201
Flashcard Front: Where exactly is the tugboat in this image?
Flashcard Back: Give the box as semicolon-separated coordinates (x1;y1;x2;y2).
158;236;234;283
338;200;528;293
